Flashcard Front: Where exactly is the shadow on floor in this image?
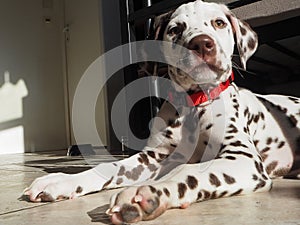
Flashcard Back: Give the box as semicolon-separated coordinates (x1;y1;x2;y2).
87;204;111;224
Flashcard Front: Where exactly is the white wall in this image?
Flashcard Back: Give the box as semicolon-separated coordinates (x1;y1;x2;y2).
0;0;68;153
64;0;107;146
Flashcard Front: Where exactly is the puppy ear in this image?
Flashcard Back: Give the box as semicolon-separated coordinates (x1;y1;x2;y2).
139;11;174;77
148;11;174;40
222;6;258;69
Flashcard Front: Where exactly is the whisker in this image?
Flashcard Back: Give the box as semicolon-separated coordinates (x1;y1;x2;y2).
232;62;257;76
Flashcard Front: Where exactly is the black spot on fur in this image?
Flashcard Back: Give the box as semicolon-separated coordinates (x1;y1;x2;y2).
170;143;177;148
277;141;285;148
255;161;264;174
266;138;273;145
240;25;247;35
219;191;228;198
169;119;182;128
266;161;278;175
116;178;123;185
186;176;198;189
147;151;156;159
178;183;188;199
225;156;236;160
165;130;173;139
157;190;162;197
288;115;298;127
203;190;211;199
76;186;83;194
229;141;248;148
223;173;236;184
139;153;149;165
252;174;258;180
228;124;238;133
288;97;299;104
149;185;157;193
197;191;202;201
163;188;170;197
254;179;266;192
253;114;260;123
209;173;221;187
118;166;126;176
230;189;243;196
206;123;213;130
223;150;253;158
244;108;249;117
260;147;270;153
225;135;234;140
198;109;206;119
211;191;217;199
248;38;256;50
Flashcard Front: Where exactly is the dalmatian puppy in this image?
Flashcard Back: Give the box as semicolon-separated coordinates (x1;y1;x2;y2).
24;0;300;224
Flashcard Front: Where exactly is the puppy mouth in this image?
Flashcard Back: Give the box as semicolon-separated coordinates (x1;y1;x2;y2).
177;62;228;85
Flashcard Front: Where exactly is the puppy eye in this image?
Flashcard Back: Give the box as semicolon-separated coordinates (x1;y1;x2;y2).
212;19;227;29
168;26;181;36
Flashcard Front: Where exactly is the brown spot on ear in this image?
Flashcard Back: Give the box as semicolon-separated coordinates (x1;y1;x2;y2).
76;186;83;194
152;11;175;40
240;25;247;36
209;173;221;187
248;38;256;50
186;176;198;189
178;183;188;199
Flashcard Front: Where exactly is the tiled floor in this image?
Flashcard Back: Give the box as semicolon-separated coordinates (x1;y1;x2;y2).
0;152;299;225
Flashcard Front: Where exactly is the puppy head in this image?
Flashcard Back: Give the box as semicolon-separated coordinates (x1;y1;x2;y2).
151;0;257;91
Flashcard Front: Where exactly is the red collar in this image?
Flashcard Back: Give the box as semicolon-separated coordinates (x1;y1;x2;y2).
168;72;234;107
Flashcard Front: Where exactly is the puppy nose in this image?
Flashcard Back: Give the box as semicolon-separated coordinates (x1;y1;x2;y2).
187;35;216;57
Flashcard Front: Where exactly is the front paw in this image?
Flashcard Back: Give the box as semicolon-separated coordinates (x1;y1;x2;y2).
106;186;168;224
23;173;84;202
